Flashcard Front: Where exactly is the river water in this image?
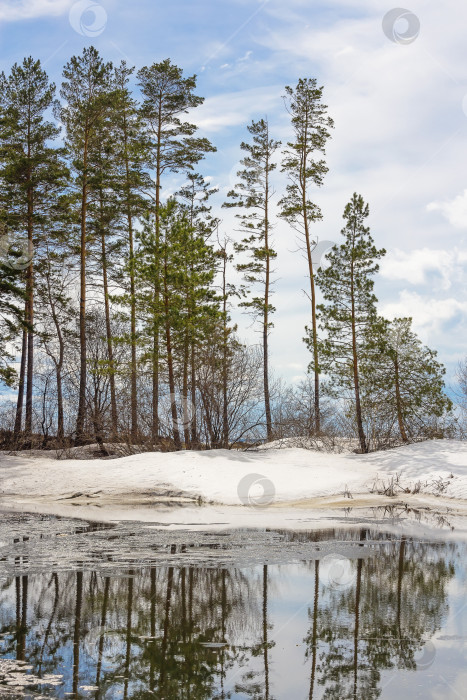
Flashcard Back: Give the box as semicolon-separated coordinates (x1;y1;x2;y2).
0;510;466;699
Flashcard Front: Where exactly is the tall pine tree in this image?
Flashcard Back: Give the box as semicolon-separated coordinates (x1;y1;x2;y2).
314;193;385;453
0;57;67;441
280;78;333;434
137;58;215;441
224;118;280;441
58;47;113;443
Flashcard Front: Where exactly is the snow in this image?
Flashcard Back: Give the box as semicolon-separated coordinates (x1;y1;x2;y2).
1;440;467;523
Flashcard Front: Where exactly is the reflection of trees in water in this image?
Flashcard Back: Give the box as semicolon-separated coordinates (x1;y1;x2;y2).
0;532;460;699
303;530;457;700
0;563;265;699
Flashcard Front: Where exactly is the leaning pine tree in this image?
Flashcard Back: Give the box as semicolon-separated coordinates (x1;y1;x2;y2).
313;193;386;453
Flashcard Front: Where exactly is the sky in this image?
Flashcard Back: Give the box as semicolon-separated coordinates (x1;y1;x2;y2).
0;0;466;394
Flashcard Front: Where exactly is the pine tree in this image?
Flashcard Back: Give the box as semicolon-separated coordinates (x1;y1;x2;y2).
361;317;453;442
86;111;122;439
224;118;280;441
137;58;215;441
58;47;114;443
214;236;242;448
279;78;334;434
112;61;151;442
133;210;161;445
177;173;219;446
36;245;76;442
314;193;386;453
0;255;24;387
0;57;67;441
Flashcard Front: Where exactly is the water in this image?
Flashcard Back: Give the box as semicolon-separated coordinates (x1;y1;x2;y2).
0;512;466;699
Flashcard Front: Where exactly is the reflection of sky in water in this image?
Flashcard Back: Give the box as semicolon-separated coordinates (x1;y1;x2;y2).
0;530;466;699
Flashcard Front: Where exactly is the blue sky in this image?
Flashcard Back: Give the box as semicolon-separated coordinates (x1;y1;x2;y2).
1;0;467;393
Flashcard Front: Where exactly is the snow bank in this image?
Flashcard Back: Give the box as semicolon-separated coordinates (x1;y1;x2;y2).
1;440;467;513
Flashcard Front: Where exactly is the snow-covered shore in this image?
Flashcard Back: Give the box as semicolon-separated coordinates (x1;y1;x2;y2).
1;440;467;522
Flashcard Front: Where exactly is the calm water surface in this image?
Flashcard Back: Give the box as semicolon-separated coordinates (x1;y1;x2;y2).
0;512;466;699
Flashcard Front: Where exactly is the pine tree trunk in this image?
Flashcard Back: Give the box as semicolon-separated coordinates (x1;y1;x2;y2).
163;256;181;449
159;565;174;690
149;568;156;692
129;211;138;442
76;134;89;444
151;203;160;445
24;123;34;444
350;259;367;453
55;338;65;443
100;196;118;439
222;253;229;449
188;200;198;448
25;261;33;442
152;311;159;444
309;559;319;700
353;533;365;699
394;356;409;442
95;576;110;685
72;571;83;696
263;565;270;700
301;139;320;434
47;271;65;442
20;575;28;661
264;147;273;441
397;536;406;639
123;572;133;699
151;106;163;444
122;108;138;442
14;318;27;439
182;333;190;449
190;343;198;447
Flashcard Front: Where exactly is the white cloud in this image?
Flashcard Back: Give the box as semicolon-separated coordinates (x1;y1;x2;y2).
0;0;73;21
427;189;467;229
380;247;467;290
193;85;282;132
380;290;467;339
237;50;252;62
